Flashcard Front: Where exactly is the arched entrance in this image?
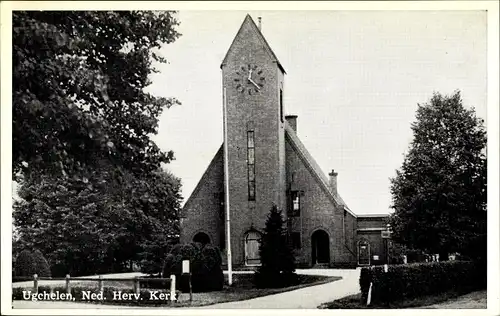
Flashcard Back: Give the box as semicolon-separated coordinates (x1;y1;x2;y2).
311;230;330;265
358;239;371;265
244;231;261;266
193;232;210;245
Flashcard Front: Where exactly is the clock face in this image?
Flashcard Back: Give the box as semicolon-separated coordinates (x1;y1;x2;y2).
233;64;266;95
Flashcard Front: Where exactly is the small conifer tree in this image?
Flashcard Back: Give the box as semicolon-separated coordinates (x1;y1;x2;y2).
255;205;297;288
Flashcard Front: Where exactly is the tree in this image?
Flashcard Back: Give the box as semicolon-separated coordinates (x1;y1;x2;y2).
12;11;181;180
254;205;296;288
389;91;486;261
13;166;182;276
12;11;184;276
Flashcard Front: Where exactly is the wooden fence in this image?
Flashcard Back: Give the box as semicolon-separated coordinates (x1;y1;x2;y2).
14;274;179;302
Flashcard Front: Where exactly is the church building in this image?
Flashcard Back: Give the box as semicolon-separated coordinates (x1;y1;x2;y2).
180;15;390;268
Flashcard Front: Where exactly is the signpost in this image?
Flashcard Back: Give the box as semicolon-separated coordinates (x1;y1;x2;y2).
182;260;192;302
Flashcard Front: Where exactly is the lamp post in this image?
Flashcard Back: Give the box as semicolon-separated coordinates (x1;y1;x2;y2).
222;85;233;285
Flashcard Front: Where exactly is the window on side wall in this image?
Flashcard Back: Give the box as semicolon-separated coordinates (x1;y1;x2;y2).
289;190;300;217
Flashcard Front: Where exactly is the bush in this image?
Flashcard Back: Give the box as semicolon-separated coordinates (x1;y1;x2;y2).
13;249;52;278
14;250;36;278
139;238;177;276
32;249;51;277
359;260;486;306
162;242;224;293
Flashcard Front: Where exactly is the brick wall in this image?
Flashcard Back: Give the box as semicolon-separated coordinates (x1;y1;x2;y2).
285;132;358;267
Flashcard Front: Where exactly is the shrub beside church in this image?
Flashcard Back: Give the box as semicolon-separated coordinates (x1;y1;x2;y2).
162;243;224;292
254;206;297;288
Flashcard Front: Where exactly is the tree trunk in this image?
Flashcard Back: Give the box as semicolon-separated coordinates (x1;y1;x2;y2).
439;250;449;261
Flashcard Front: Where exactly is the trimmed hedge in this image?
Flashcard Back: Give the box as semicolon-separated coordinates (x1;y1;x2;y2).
162;242;224;293
359;260;486;306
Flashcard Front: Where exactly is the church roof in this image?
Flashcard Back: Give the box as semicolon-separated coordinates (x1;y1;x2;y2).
284;122;356;217
181;144;223;214
220;14;286;74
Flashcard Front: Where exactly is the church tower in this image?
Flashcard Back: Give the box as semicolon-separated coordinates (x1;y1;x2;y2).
181;14;390;269
221;15;287;266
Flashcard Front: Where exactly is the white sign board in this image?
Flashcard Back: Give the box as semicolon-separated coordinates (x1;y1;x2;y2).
182;260;190;274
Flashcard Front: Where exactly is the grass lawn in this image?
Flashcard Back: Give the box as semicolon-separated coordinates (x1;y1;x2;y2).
319;289;487;309
423;290;486;309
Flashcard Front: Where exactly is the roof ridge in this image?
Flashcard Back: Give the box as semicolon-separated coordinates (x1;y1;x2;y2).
182;144;223;212
284;122;356;217
220;14;285;73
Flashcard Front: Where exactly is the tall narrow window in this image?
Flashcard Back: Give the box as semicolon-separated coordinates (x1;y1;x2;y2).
247;131;255;201
280;89;284;122
290;190;300;217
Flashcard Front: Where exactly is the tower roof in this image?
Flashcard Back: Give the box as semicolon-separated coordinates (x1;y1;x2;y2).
220;14;286;74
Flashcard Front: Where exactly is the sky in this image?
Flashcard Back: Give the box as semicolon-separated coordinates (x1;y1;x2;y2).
146;10;487;215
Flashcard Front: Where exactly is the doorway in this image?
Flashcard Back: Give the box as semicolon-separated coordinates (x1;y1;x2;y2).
311;230;330;265
244;231;261;266
193;232;210;246
358;239;370;265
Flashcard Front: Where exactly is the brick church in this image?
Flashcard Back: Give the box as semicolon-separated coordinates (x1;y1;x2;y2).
180;15;390;268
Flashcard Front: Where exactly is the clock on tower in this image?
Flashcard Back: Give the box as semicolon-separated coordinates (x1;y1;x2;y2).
233;64;266;95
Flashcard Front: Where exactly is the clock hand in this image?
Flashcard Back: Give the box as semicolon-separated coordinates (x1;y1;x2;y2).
248;69;253;80
249;79;260;90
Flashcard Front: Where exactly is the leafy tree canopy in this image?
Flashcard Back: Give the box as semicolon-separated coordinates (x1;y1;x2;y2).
13;11;181;180
12;11;184;275
389;91;486;260
13;164;182;276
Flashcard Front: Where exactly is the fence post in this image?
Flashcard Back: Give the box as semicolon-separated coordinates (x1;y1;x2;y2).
170;274;176;302
188;273;192;302
33;274;38;293
65;274;71;295
133;276;140;295
98;275;103;292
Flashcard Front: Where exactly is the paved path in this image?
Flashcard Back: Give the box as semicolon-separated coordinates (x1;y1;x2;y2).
203;269;361;309
11;269;361;309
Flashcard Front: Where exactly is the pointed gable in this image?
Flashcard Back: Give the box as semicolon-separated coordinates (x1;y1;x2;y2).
221;14;286;74
182;144;224;215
